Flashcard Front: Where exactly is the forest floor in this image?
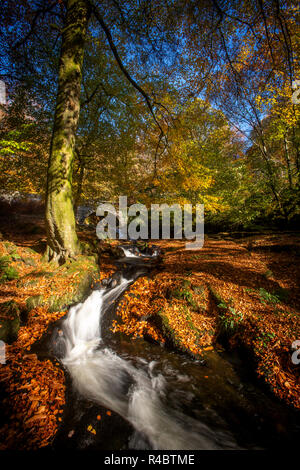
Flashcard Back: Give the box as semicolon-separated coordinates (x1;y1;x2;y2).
0;215;299;449
114;235;300;410
0;217;112;449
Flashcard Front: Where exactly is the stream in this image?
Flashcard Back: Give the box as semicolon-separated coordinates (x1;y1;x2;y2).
34;244;300;450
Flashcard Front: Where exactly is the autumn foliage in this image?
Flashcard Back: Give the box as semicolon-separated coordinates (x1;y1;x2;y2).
113;236;300;409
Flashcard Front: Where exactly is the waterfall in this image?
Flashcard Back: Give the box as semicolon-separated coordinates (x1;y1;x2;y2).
120;247;139;258
58;251;239;450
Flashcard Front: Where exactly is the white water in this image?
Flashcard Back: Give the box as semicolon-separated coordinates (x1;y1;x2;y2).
60;270;238;449
120;246;159;259
120;247;142;258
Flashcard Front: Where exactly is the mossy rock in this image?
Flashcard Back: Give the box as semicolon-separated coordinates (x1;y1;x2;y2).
0;300;20;344
64;254;96;271
148;308;203;358
22;257;37;267
3;242;14;252
149;310;183;352
48;271;97;312
25;256;99;313
80;241;98;257
19;278;39;288
97;242;123;259
26;295;44;311
0;255;19;282
11;253;21;261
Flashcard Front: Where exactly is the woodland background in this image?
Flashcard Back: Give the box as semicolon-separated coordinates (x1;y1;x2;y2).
0;0;299;235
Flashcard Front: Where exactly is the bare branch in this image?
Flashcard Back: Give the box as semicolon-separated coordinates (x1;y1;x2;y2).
88;0;167;142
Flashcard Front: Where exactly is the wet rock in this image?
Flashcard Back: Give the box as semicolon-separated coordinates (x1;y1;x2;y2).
92;281;102;290
143;332;162;346
48;271;97;312
109;272;124;287
97;243;124;259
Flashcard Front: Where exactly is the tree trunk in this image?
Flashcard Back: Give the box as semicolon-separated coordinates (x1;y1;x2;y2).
74;149;85;213
45;0;90;263
283;132;293;189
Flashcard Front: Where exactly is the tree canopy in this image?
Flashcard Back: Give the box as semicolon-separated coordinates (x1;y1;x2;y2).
0;0;299;258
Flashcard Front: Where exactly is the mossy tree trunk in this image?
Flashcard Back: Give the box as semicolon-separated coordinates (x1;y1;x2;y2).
45;0;90;263
73;148;85;213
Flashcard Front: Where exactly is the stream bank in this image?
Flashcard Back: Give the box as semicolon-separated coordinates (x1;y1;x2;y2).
113;237;300;409
0;234;299;450
0;239;100;449
37;242;300;450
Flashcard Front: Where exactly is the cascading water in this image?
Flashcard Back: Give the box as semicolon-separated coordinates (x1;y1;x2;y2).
120;247;139;258
41;244;299;451
56;248;239;450
119;245;159;259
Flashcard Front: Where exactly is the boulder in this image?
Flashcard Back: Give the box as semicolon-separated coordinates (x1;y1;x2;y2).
0;300;20;344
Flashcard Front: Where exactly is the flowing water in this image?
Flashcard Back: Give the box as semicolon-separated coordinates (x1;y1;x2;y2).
34;245;300;450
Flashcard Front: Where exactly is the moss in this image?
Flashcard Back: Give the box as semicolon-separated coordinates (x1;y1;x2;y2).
26;295;44;311
169;279;200;311
0;255;19;282
11;253;21;261
30;271;55;278
22;257;37;267
80;241;94;255
3;242;14;251
0;300;20;344
152;309;194;356
25;255;99;313
48;270;96;312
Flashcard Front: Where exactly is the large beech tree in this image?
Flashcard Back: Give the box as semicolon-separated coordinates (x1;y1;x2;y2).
45;0;90;262
45;0;168;262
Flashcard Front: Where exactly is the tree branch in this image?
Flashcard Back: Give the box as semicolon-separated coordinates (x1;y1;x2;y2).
88;0;167;142
11;1;61;51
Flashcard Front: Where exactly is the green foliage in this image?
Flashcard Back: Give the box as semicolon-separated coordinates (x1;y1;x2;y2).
258;287;289;305
217;297;244;332
0;88;49;195
257;331;276;349
170;279;199;310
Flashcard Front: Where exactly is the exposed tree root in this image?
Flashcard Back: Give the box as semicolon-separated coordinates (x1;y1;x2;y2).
44;244;78;265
